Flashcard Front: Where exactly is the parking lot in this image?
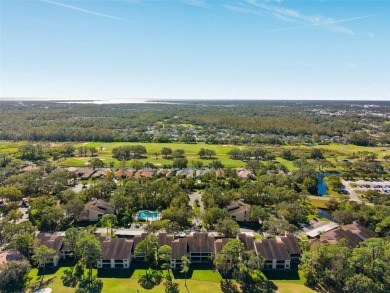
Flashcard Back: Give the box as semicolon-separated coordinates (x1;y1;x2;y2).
344;179;390;193
342;179;389;204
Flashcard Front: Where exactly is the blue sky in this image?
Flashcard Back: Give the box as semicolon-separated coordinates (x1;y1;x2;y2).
0;0;389;100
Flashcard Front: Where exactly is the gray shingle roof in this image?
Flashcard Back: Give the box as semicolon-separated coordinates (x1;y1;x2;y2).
279;234;300;255
35;232;64;253
171;238;188;260
255;239;290;261
101;238;133;260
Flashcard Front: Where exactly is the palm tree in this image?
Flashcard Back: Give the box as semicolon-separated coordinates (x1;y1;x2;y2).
180;255;191;288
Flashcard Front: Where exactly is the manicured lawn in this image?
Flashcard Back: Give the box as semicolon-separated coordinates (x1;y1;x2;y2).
57;142;248;168
2;140;388;169
27;263;316;293
275;157;298;171
307;198;328;209
273;282;316;293
0;140;25;154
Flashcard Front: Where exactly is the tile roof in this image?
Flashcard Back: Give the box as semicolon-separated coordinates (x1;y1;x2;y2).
101;238;133;260
319;223;377;248
81;169;96;179
84;199;113;214
236;168;254;179
195;169;213;177
341;223;377;239
320;229;361;248
114;170;134;178
176;170;194;178
92;169;109;178
226;200;251;216
134;170;154;178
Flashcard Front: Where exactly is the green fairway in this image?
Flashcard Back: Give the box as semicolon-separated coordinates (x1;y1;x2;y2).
275;157;298;171
0;141;25;154
2;140;388;170
58;142;248;168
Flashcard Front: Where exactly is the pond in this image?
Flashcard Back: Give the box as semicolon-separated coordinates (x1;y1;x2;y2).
316;172;341;196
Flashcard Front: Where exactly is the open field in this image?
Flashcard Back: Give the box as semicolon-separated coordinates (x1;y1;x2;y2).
62;142;247;168
307;198;329;209
1;140;388;169
26;263;315;293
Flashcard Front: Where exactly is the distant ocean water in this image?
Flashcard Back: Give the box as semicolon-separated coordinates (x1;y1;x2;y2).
0;97;171;104
59;98;150;104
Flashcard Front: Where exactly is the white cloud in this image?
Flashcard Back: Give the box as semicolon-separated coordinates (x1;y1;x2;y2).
242;0;374;35
41;0;131;22
181;0;207;8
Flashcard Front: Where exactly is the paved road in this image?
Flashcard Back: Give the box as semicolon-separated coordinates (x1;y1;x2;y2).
308;195;331;201
72;183;91;193
95;225;146;235
188;192;204;212
16;206;29;224
188;191;204;225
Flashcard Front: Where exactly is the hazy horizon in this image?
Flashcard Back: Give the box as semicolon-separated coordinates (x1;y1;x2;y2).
1;97;389;103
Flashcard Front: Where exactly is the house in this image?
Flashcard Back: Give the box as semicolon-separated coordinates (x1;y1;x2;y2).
255;238;291;269
0;249;25;265
187;232;215;263
236;168;255;179
91;169;110;179
176;170;194;178
35;232;65;267
75;168;95;179
319;222;377;248
20;165;39;173
114;169;134;179
80;168;96;180
195;169;213;178
226;200;251;222
134;170;154;179
79;199;115;222
97;236;133;269
156;169;173;178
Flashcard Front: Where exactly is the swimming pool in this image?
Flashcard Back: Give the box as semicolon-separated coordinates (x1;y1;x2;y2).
135;210;161;221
